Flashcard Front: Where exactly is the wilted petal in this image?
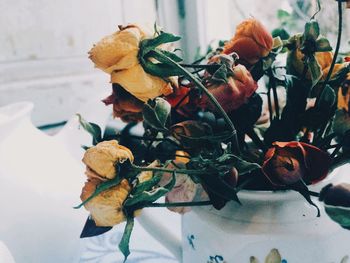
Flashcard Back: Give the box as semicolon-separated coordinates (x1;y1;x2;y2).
82;140;134;180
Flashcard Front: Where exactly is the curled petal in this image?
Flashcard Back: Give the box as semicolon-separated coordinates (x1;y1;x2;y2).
223;18;273;67
111;64;174;102
82;140;134;180
80;179;131;226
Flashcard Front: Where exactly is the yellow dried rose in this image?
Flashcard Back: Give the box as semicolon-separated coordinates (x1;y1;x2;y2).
137;160;160;183
88;24;175;102
80;178;131;226
82;140;134;180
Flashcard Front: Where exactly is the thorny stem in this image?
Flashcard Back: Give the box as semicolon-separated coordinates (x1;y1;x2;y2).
153;50;241;154
145;200;212;208
316;0;343;106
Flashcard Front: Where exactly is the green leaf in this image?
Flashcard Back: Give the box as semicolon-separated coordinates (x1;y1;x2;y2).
138;33;183;78
324;204;350;229
140;32;181;56
74;176;123;209
143;98;171;131
316;35;332;52
132;173;162;195
141;59;184;77
77;114;102;145
308;55;322;87
304;19;320;41
119;217;135;262
201;172;241;205
159;50;183;63
277;9;291;20
231;156;261;176
124;171;176;207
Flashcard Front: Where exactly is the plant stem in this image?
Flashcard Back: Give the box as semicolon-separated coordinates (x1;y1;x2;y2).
330;143;343;159
246;129;268;153
316;0;343;106
131;163;204;175
153;50;240;154
145;200;212;208
180;63;219;70
268;69;280;119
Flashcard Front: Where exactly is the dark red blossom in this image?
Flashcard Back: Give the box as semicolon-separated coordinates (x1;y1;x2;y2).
262;141;331;186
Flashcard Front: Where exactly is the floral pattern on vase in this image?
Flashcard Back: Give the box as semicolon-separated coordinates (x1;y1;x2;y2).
207;255;225;263
249;249;349;263
187;234;195;250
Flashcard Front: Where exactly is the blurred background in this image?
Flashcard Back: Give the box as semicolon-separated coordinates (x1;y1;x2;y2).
1;0;349;130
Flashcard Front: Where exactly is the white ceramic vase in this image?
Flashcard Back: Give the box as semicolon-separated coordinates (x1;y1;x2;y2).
0;102;88;263
138;168;350;263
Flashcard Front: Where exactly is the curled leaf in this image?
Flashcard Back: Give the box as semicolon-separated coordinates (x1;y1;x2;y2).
143;97;171;131
77;114;102;145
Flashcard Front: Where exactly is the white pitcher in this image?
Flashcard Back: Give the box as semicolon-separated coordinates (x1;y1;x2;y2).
0;102;87;263
138;168;350;263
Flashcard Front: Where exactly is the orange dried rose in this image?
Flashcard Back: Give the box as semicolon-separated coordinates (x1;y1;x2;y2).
80;178;131;226
262;142;331;187
223;18;273;67
200;58;257;113
103;85;144;123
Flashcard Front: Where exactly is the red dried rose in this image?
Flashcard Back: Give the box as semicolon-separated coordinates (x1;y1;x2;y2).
165;85;190;108
103;84;144;122
262;141;331;186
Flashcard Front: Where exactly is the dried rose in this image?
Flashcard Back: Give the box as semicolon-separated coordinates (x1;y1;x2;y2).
287;46;333;80
223;18;273;67
165;85;190;108
262;141;331;186
320;183;350;230
82;140;134;180
200;57;257;113
170;120;213;148
80;178;131;226
103;84;144;123
89;24;175;102
159;161;197;214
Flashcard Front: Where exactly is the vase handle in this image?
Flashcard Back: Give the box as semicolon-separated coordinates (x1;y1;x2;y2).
137;209;182;262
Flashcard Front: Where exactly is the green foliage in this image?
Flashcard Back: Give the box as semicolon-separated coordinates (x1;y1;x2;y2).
138;32;183;78
324;205;350;230
124;171;175;207
119;217;135;262
74;175;124;209
77;114;102;145
143;98;171;131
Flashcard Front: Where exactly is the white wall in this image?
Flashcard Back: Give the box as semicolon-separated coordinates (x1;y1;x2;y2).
0;0;157;126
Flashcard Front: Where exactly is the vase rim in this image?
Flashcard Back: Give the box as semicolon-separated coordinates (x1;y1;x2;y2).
0;102;34;127
236;169;339;202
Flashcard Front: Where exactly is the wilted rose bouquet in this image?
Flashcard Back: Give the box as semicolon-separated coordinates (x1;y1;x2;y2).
75;3;350;261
